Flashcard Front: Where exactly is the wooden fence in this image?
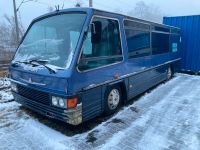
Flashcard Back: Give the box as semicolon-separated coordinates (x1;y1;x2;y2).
0;60;10;77
0;46;16;77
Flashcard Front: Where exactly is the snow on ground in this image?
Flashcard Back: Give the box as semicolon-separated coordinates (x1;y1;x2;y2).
0;78;13;103
0;77;10;88
1;74;200;150
0;102;75;150
0;88;13;103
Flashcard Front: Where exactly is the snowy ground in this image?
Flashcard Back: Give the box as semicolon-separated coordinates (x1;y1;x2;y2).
0;78;13;103
1;73;200;150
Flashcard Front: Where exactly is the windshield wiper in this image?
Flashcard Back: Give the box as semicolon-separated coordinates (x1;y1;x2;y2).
11;60;31;67
29;59;57;74
29;59;49;64
12;59;56;74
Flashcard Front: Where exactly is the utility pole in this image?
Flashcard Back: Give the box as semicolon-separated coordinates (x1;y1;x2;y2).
89;0;93;7
13;0;20;44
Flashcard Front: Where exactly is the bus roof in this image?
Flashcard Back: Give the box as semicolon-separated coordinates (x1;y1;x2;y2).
33;7;180;30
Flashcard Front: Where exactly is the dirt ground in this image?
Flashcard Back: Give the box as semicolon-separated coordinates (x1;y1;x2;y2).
0;71;7;77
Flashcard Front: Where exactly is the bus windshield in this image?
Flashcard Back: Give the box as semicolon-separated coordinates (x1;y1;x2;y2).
13;13;86;69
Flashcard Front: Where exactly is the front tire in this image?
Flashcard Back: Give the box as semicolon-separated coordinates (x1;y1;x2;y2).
104;85;122;115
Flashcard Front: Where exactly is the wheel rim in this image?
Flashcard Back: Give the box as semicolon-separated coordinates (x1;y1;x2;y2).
108;89;120;110
167;67;172;79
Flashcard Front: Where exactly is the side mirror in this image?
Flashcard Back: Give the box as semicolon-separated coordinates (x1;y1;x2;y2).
91;21;102;44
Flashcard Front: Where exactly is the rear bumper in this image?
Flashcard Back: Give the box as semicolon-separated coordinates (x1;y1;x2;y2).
13;92;82;125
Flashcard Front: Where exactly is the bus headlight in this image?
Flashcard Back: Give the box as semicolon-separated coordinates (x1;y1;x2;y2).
52;96;58;106
58;99;65;107
11;83;18;92
51;96;66;108
51;96;78;109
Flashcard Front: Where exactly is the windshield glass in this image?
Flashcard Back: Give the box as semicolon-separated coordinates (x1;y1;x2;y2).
13;13;86;69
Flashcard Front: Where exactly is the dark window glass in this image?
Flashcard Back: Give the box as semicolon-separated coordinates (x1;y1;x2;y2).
152;32;170;55
154;26;170;33
124;20;151;58
78;17;122;71
124;21;150;30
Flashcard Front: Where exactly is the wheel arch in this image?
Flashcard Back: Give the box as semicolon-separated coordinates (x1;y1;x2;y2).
170;63;175;73
107;79;128;104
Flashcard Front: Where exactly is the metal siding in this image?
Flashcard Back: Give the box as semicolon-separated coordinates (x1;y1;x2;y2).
128;65;168;99
163;15;200;72
82;86;102;121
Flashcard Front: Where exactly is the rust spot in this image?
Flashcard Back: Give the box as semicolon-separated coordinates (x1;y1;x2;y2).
113;73;120;79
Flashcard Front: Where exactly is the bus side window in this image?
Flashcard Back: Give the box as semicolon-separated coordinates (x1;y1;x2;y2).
124;20;151;59
70;31;81;51
152;32;170;55
78;17;123;71
83;32;92;55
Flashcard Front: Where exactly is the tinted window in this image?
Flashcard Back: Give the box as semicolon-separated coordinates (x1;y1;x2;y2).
78;17;122;71
154;26;170;32
152;32;170;55
124;21;150;30
124;20;151;58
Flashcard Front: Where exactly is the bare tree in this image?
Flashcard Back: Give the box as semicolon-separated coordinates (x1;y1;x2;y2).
74;0;83;7
47;6;54;12
0;23;10;48
128;1;164;23
4;15;24;46
0;13;25;60
0;13;25;49
0;20;16;60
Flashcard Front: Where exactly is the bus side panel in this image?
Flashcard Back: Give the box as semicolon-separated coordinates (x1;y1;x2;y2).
82;86;102;122
153;65;169;82
128;65;168;100
128;69;151;99
172;60;181;72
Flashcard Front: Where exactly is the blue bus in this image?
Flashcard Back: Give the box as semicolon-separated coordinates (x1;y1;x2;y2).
10;8;181;125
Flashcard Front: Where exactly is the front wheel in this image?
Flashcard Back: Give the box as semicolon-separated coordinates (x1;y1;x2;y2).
104;85;122;115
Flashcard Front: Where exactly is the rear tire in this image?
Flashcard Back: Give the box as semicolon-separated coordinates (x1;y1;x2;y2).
104;85;122;115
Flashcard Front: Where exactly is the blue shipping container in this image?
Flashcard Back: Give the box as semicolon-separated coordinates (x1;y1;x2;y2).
163;15;200;72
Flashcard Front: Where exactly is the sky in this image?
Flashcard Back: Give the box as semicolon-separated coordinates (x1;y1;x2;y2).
0;0;200;28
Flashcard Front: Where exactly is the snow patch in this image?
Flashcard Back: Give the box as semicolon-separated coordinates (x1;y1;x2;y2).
1;73;200;150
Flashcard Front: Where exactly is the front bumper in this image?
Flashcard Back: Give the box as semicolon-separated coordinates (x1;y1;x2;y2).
13;92;82;125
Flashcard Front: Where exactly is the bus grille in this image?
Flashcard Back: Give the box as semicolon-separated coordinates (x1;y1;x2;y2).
17;85;50;105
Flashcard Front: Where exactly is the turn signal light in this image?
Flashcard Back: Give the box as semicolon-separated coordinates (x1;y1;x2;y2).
67;97;78;109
